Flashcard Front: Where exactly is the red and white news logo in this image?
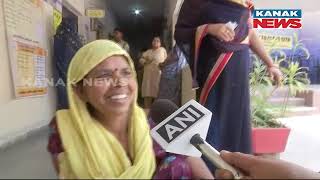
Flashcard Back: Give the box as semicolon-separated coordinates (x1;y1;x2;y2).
253;9;302;29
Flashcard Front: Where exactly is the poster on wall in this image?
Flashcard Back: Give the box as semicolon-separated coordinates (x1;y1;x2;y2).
255;13;320;84
257;31;294;51
255;29;298;63
53;8;62;32
85;9;105;18
3;0;48;98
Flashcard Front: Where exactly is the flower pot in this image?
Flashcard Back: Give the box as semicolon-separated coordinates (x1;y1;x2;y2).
252;128;291;154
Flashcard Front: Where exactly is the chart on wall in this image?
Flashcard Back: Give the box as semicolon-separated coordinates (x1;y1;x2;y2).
3;0;48;98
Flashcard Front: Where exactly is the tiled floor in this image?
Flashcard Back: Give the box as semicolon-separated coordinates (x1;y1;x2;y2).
0;128;57;179
279;115;320;172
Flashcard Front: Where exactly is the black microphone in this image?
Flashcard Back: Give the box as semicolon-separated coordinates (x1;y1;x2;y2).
149;99;179;124
150;99;243;179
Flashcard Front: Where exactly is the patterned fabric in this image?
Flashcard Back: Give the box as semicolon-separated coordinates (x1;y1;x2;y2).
158;45;188;106
53;18;83;110
48;119;193;179
149;120;192;179
47;119;63;156
154;153;192;179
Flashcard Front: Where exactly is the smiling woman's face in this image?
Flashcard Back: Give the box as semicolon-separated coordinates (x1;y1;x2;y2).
152;37;161;49
77;56;137;116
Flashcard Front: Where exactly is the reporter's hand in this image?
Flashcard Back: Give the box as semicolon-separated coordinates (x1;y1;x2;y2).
215;151;320;179
208;24;235;42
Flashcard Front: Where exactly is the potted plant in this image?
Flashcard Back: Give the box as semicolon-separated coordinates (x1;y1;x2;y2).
249;57;309;155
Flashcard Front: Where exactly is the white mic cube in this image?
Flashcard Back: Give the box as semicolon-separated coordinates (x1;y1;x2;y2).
151;100;212;157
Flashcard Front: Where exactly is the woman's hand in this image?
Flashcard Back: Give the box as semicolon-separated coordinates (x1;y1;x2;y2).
145;60;153;65
215;151;320;179
207;23;235;42
159;62;165;70
249;30;283;86
140;58;152;66
267;65;283;86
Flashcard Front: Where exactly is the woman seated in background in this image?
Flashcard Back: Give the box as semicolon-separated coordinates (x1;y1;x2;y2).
158;45;188;106
47;40;213;179
140;36;167;109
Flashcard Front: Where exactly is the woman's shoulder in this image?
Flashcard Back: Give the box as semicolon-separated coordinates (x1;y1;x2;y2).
142;49;152;57
145;49;153;54
154;47;167;55
159;47;167;52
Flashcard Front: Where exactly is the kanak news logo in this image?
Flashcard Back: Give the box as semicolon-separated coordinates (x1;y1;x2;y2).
253;9;302;29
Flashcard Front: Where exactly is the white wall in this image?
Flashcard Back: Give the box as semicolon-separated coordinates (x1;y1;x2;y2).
63;0;85;16
0;0;56;146
0;0;117;147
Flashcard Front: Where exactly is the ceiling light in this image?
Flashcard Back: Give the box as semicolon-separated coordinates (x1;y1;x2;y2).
134;9;141;15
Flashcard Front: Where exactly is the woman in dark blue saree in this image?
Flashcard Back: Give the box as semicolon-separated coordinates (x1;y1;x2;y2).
175;0;282;169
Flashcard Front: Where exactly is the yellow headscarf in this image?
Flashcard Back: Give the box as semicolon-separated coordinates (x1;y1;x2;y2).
56;40;156;179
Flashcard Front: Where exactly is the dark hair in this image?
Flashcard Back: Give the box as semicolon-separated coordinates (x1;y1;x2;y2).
153;36;162;44
114;27;122;32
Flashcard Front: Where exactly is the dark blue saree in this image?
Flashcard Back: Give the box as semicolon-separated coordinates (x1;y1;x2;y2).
175;0;253;169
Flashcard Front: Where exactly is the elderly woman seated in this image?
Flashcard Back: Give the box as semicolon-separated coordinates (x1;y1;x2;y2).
47;40;213;179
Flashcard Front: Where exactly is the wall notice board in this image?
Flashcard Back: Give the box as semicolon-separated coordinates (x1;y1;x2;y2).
3;0;48;98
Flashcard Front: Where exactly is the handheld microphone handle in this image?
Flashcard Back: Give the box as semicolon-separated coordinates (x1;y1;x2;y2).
190;134;243;179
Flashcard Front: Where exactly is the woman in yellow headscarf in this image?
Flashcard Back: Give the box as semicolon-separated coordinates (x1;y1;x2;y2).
49;40;155;178
48;40;213;179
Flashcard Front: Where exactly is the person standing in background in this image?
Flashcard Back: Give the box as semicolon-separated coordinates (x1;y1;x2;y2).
174;0;282;170
140;37;167;108
158;45;188;106
53;18;83;110
112;28;130;53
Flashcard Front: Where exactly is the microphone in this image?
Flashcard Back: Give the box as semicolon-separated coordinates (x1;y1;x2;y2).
149;99;179;124
150;99;243;179
190;134;242;179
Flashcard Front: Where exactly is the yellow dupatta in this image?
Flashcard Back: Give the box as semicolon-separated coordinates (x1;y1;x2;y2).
56;40;156;179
